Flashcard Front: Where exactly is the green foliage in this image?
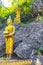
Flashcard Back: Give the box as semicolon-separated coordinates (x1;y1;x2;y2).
0;0;34;23
0;7;9;17
0;6;15;18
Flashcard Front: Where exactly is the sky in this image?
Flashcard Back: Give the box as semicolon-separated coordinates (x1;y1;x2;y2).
1;0;12;7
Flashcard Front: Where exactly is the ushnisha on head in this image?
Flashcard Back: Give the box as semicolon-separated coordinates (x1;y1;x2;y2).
7;16;12;25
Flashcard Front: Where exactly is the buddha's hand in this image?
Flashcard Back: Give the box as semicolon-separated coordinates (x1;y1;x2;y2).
3;31;9;37
8;32;15;36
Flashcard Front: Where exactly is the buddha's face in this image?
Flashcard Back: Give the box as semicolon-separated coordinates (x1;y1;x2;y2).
7;16;12;25
7;20;12;25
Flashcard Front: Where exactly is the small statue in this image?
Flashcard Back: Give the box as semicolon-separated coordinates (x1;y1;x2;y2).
35;58;41;65
14;8;21;24
36;13;42;22
4;16;15;59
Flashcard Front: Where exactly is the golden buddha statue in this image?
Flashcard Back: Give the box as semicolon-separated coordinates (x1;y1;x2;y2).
4;16;15;59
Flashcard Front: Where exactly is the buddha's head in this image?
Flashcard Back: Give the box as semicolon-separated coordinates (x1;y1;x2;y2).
7;16;12;25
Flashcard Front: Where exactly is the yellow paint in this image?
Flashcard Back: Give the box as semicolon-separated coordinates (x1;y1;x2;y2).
4;16;15;56
0;60;32;65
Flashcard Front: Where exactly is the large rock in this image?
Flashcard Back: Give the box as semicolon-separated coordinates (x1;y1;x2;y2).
14;22;43;59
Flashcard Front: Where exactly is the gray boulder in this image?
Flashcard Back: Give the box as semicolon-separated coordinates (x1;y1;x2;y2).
14;22;43;58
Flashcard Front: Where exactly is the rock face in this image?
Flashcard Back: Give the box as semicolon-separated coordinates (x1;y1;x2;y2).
32;0;43;16
0;29;5;57
14;22;43;59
